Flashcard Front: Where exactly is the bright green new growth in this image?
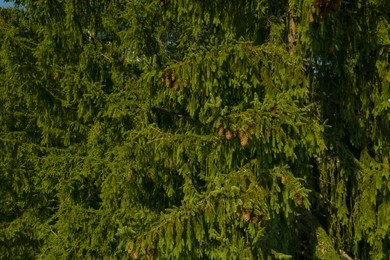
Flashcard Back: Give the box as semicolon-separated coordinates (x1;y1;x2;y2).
0;0;389;259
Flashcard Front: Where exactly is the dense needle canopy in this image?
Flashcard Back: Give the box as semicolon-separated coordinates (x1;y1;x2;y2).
0;0;389;259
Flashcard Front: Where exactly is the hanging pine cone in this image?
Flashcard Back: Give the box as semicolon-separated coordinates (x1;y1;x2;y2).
218;127;225;137
248;125;255;136
133;250;139;259
182;79;188;87
238;129;244;138
295;193;302;205
266;128;271;138
281;175;286;185
252;213;259;224
225;130;233;140
173;81;179;91
243;209;251;222
309;13;315;23
239;131;249;147
165;76;171;88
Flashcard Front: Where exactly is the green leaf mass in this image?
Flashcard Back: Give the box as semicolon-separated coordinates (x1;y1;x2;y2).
0;0;389;259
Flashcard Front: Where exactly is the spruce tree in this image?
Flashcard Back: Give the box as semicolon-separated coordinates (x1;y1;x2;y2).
0;0;389;259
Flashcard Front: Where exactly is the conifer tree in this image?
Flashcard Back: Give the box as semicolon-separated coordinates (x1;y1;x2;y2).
0;0;389;259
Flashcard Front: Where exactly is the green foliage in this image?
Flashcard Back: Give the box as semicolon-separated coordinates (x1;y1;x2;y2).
0;0;389;259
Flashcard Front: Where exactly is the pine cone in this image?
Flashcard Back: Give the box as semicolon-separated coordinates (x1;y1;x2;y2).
173;81;179;90
182;79;188;87
295;193;302;205
309;13;315;23
266;128;271;138
238;129;245;138
281;175;286;185
252;213;259;224
165;76;171;87
243;211;251;222
239;131;249;147
218;127;225;137
248;125;255;136
225;130;233;140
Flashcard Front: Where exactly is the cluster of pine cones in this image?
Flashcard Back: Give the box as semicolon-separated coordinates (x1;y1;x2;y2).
218;125;255;147
160;69;188;91
235;206;266;224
